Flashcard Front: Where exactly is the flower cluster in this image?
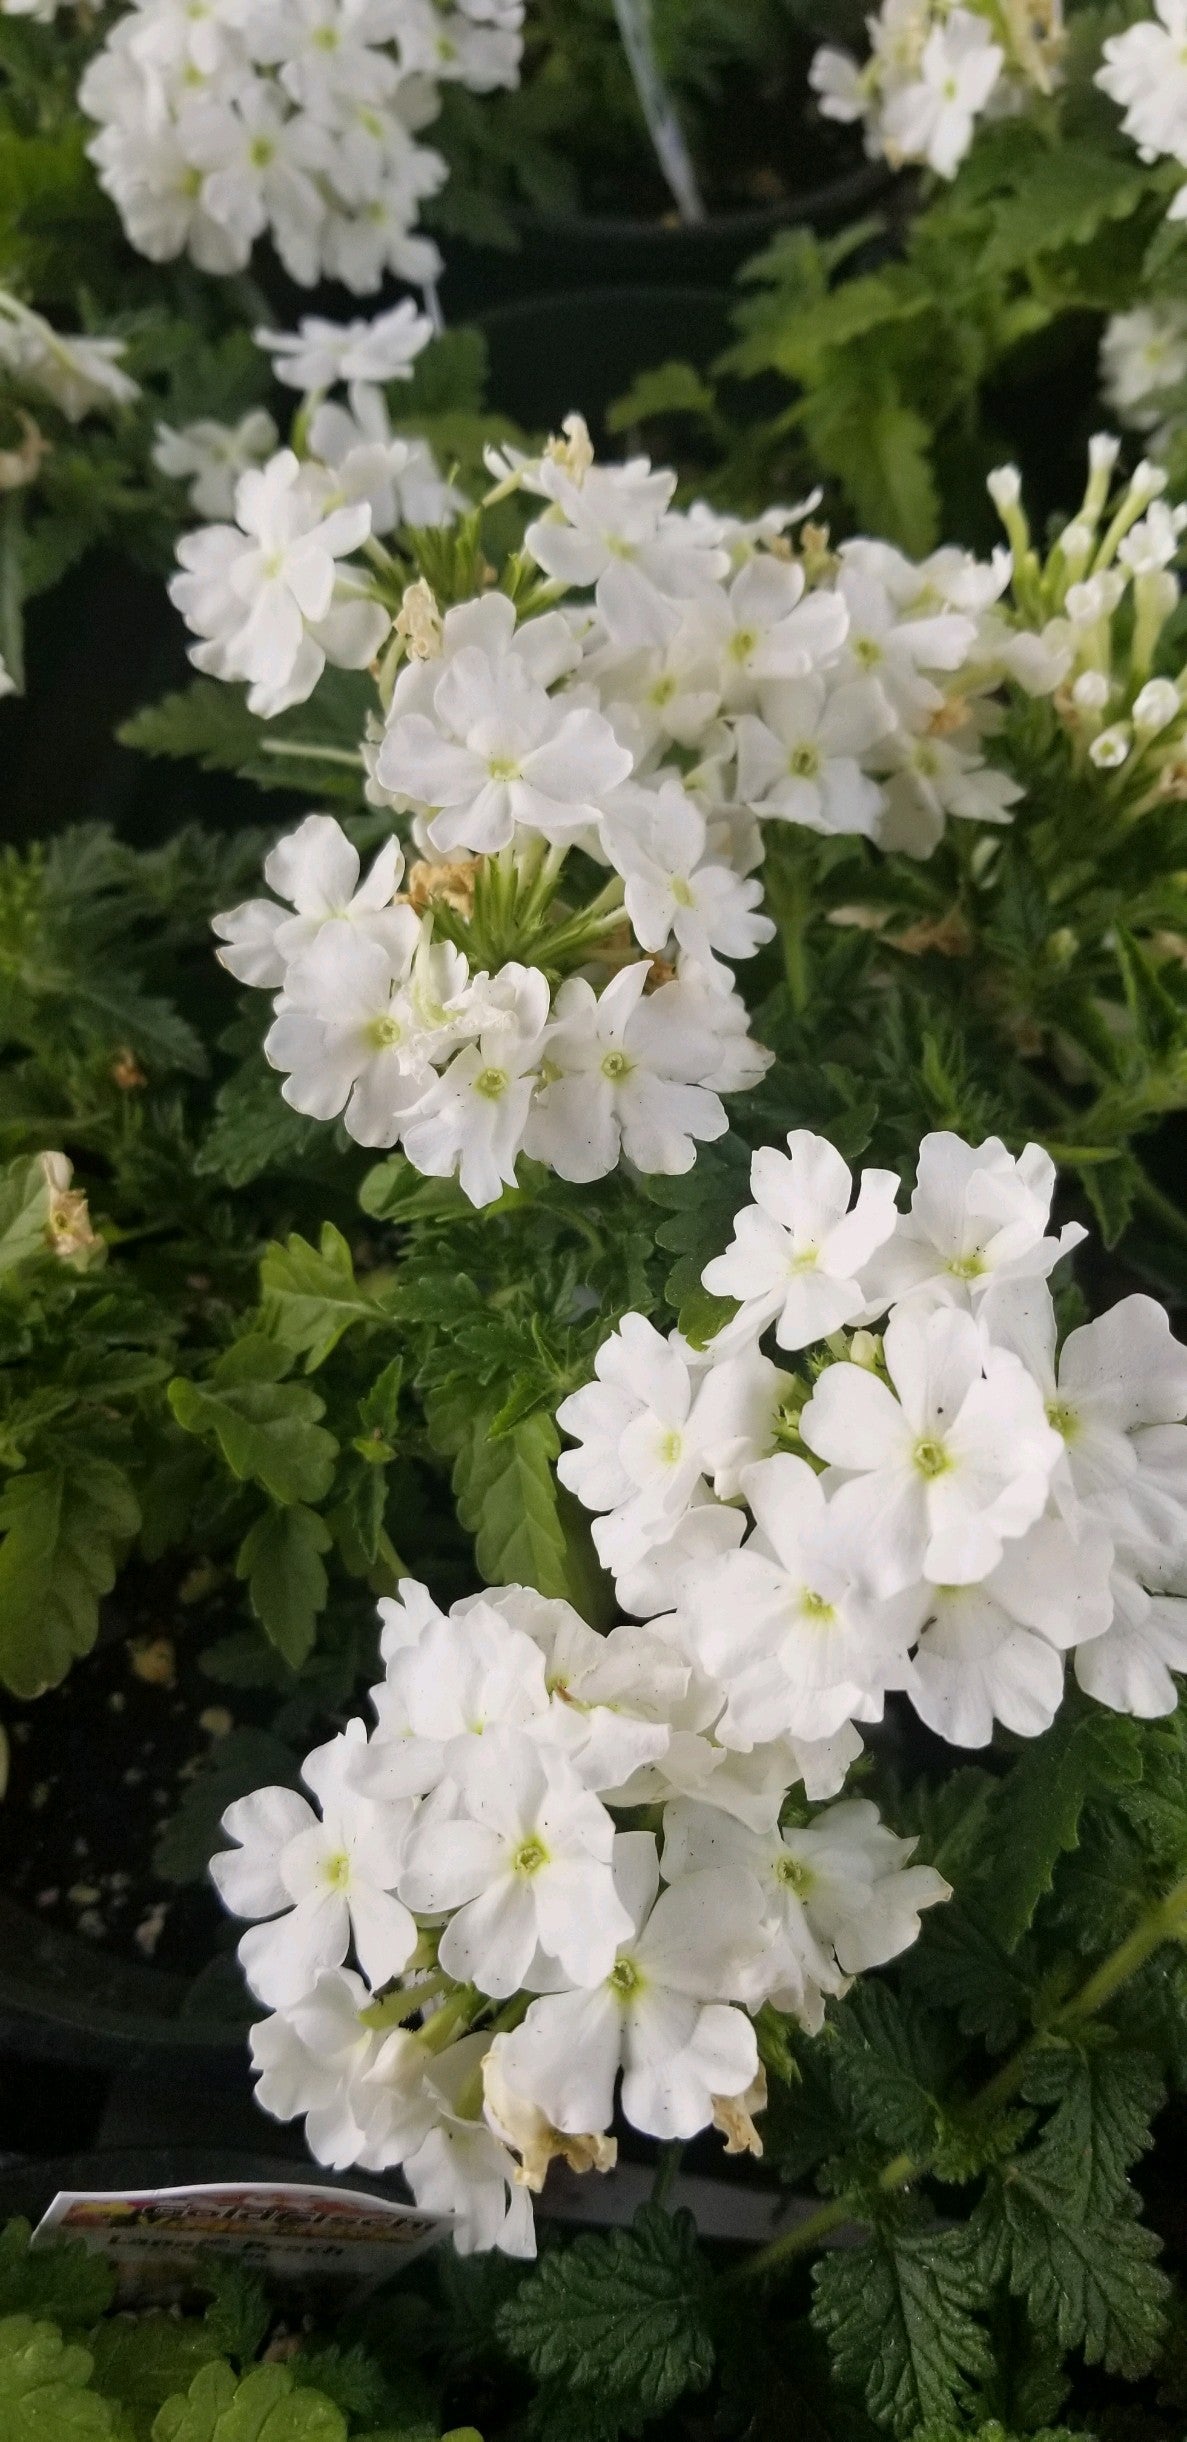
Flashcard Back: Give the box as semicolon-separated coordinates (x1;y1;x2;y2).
213;1574;949;2254
78;0;523;290
559;1127;1187;1746
810;0;1064;181
200;372;1096;1208
986;438;1187;783
1097;1;1187;225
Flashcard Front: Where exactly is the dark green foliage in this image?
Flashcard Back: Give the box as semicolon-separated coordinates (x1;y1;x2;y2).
497;2207;714;2428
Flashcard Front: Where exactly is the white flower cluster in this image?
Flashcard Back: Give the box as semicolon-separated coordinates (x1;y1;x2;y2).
203;398;1085;1207
811;0;1064;180
0;288;139;423
167;305;458;712
559;1127;1187;1747
213;1574;948;2254
78;0;522;289
1097;1;1187;224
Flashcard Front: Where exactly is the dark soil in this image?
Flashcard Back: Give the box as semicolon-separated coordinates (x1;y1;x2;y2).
0;1573;304;1984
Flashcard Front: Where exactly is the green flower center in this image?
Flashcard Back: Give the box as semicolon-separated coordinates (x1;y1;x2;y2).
1046;1399;1079;1442
608;1954;643;1998
601;1049;633;1083
914;1436;951;1479
788;742;821;778
512;1834;549;1879
474;1065;509;1101
368;1013;403;1049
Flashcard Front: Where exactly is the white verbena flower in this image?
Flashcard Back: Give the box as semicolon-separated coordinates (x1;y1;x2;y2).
701;1129;900;1350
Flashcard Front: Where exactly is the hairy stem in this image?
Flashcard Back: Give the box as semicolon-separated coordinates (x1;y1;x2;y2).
728;1870;1187;2290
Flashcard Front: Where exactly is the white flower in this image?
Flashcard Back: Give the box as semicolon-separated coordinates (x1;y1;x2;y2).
908;1513;1113;1746
0;291;139;421
494;1831;764;2140
404;2035;536;2256
613;1499;747;1620
212;812;407;988
881;9;1003;177
525;460;728;643
800;1304;1062;1596
377;642;631;855
211;1722;416;2007
524;964;733;1184
998;1288;1187;1555
695;557;850;708
169;449;389;717
836;551;977;719
358;1588;551;1805
1075;1554;1187;1718
767;1799;949;1975
264;917;456;1144
1097;4;1187;176
400;962;550;1206
877;731;1024;858
307;389;463;534
1101;305;1187;432
556;1311;780;1574
250;1969;384;2169
398;1727;631;1997
701;1130;900;1350
861;1132;1085;1319
486;1587;683;1790
734;676;891;837
600;778;773;978
153;409;279;520
680;1453;918;1746
256;300;434;395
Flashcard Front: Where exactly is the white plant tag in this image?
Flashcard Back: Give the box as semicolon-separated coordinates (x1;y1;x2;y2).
31;2179;453;2307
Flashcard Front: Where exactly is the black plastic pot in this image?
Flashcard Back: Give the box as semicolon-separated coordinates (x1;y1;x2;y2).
0;1894;249;2073
473;282;730;441
436;162;888;323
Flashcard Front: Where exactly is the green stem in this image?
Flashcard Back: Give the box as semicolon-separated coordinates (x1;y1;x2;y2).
728;1871;1187;2291
1131;1166;1187;1252
258;740;366;769
651;2140;685;2210
359;1968;453;2030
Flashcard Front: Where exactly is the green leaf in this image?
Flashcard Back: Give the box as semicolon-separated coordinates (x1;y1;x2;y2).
167;1371;338;1508
0;1455;140;1698
975;1708;1144;1952
0;2223;114;2327
0;2314;120;2439
497;2205;714;2420
464;1412;569;1599
152;2359;347;2442
1113;927;1186;1063
236;1503;332;1669
119;678;370;804
607;361;715;433
0;1155;55;1274
812;2225;994;2436
970;2046;1169;2379
827;1984;948;2160
197;2266;270;2370
88;2317;222;2441
977;143;1149;277
260;1226;384;1370
195;1055;328;1191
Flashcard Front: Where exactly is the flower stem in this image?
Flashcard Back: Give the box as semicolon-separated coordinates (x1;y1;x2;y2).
727;1870;1187;2291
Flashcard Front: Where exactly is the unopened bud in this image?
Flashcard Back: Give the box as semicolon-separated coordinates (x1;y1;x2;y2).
1088;723;1132;769
394;577;442;660
1133;677;1181;734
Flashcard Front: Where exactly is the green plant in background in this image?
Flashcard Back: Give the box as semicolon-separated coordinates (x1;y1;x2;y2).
615;4;1187;552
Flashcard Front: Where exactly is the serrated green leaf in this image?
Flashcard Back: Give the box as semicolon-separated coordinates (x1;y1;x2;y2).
152;2358;347;2442
236;1502;331;1668
828;1984;948;2159
194;1056;328;1191
977;143;1148;277
607;361;715;433
812;2226;994;2436
0;2223;114;2327
119;679;369;805
0;1154;55;1274
0;2314;120;2439
167;1374;338;1507
497;2205;713;2419
975;1709;1144;1952
969;2044;1169;2380
444;1404;569;1600
1113;927;1186;1063
89;2317;221;2441
0;1455;140;1698
260;1226;384;1371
